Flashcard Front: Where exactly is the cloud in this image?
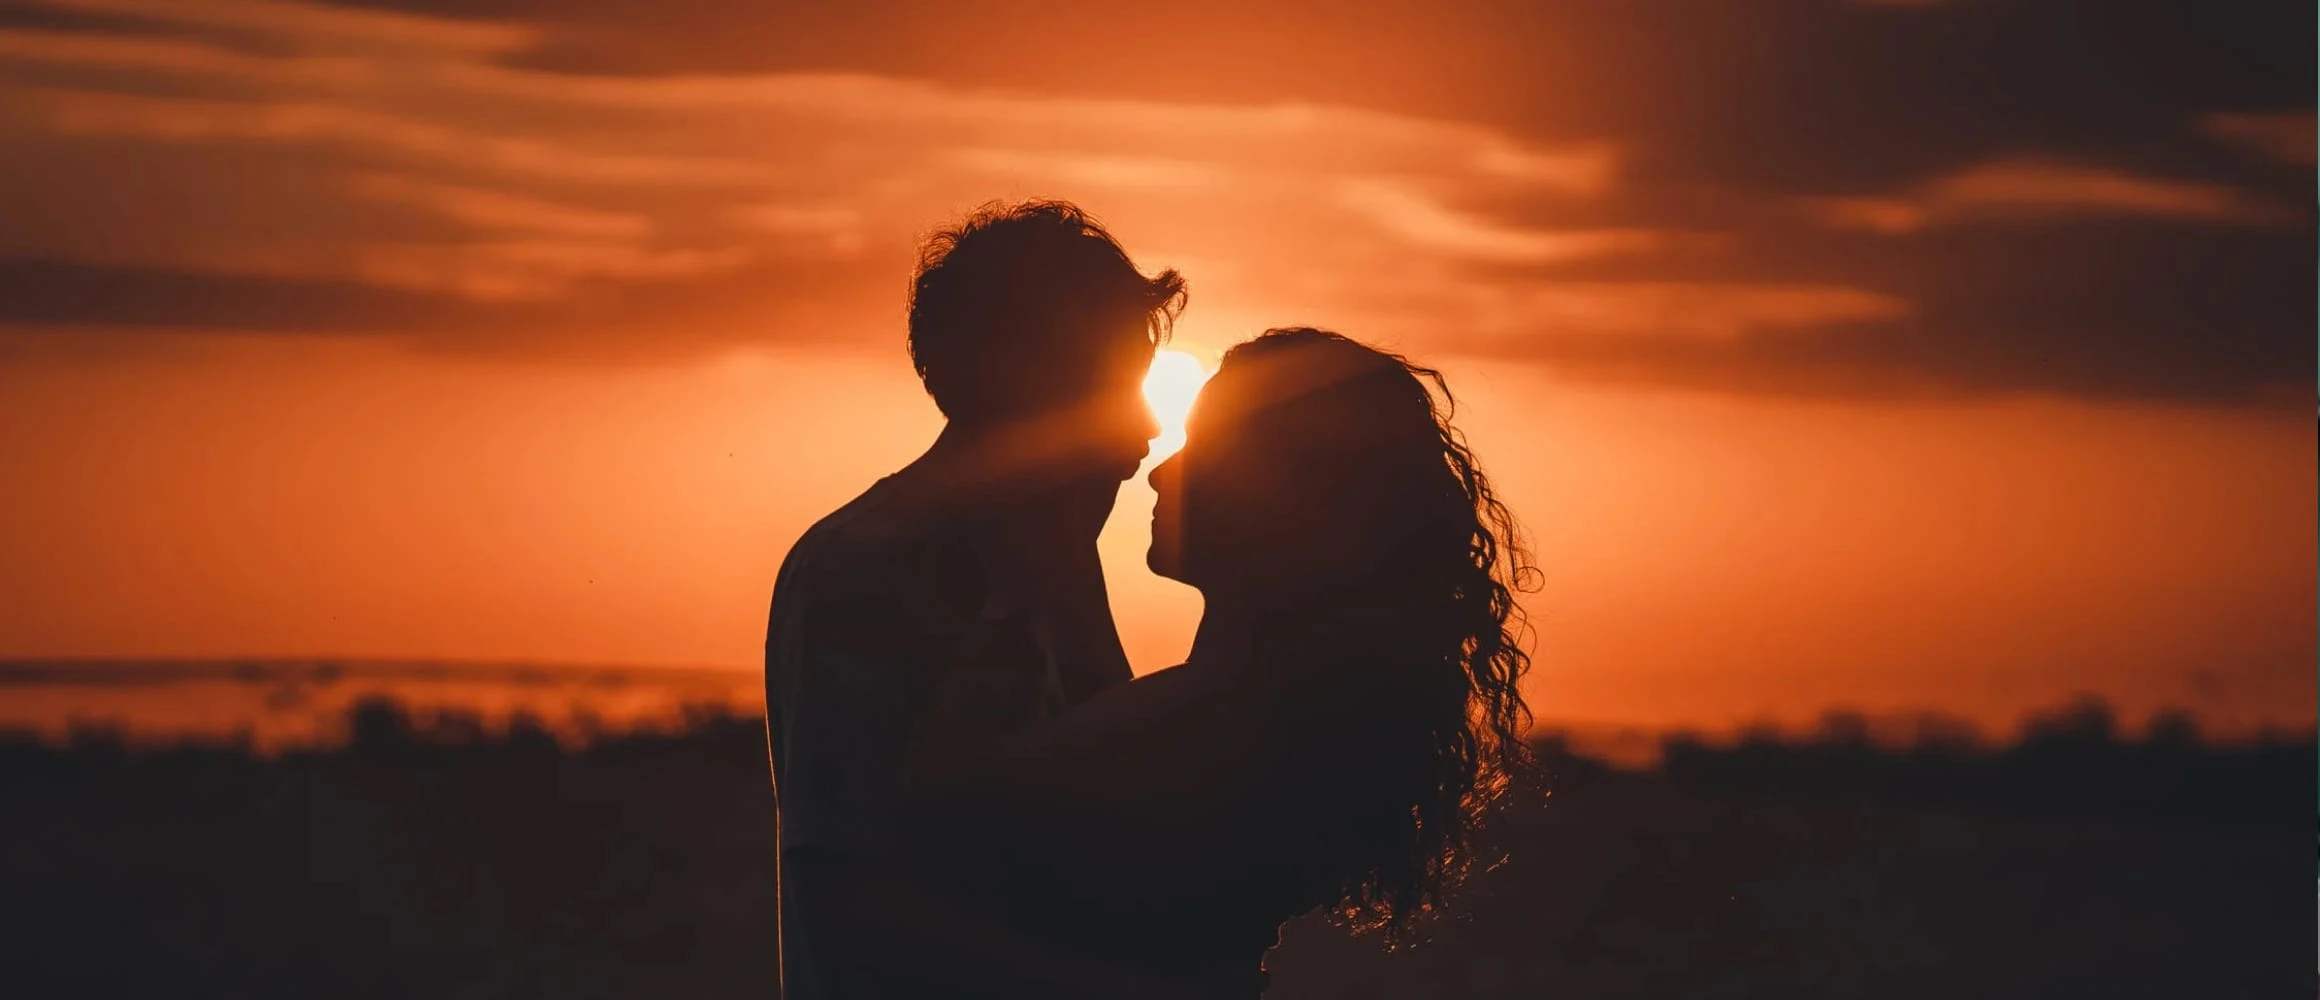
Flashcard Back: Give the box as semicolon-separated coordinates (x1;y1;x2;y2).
0;0;2307;403
724;203;868;255
1487;282;1913;343
350;241;752;301
0;26;377;85
1801;197;1930;237
1334;179;1662;265
1317;269;1913;355
0;0;1641;340
21;89;772;185
343;172;653;239
1928;160;2294;225
1805;158;2297;234
947;148;1227;192
2200;111;2317;167
20;0;537;55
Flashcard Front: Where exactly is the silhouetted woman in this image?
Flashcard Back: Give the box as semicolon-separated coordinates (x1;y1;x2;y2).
902;327;1536;996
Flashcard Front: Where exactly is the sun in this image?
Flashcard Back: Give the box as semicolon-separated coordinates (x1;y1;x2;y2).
1142;348;1213;460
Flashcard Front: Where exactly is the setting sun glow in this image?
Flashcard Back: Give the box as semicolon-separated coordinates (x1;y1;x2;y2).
1142;349;1213;459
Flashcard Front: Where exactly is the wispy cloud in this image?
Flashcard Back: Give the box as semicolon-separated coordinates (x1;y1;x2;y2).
948;148;1228;192
0;0;1646;335
22;89;772;185
1335;179;1662;265
1351;274;1912;351
0;27;377;85
0;0;2305;401
20;0;538;55
344;173;654;240
1805;157;2297;234
351;241;752;301
724;203;868;255
2199;110;2316;167
1929;159;2292;224
1492;282;1912;342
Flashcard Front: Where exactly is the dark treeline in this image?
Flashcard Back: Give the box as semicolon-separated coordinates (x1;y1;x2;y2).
1;696;2309;999
21;692;2309;825
1539;698;2312;829
2;699;782;1000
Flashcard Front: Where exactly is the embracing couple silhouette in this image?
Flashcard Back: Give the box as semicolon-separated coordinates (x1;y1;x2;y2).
765;200;1535;999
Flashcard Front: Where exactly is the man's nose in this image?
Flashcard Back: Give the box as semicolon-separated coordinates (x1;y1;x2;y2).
1135;399;1162;442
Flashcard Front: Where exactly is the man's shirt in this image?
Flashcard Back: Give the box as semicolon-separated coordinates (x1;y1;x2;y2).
764;478;1086;1000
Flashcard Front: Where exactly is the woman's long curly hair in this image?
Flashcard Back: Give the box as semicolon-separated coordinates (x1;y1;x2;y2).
1217;327;1538;945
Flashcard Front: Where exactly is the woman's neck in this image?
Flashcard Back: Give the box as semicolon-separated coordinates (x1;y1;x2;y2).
1186;588;1335;667
1190;566;1436;668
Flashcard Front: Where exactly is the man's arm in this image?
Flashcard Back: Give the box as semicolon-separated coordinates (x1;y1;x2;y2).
793;852;1222;1000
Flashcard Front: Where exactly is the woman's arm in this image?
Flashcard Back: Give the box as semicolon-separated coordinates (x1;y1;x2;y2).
895;662;1294;987
918;660;1283;832
907;627;1430;903
901;658;1306;955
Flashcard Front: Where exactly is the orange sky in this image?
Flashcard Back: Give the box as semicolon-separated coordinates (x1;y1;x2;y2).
0;0;2310;738
1;331;2309;736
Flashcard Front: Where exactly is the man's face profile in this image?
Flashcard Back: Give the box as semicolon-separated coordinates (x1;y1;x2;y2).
970;321;1157;498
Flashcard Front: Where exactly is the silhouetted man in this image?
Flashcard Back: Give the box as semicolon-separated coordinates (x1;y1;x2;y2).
764;201;1189;999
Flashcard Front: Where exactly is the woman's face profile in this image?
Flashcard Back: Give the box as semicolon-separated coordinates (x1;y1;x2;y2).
1145;343;1409;600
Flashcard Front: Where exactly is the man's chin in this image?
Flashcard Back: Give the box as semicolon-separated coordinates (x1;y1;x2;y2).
1075;460;1142;490
1053;474;1128;522
1098;449;1149;483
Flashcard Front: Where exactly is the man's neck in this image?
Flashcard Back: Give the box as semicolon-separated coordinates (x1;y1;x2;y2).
902;425;1109;604
894;423;988;509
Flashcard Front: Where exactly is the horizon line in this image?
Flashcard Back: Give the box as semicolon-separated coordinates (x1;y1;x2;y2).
0;656;758;688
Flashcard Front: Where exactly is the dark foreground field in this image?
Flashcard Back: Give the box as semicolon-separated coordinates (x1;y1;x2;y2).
2;699;2309;1000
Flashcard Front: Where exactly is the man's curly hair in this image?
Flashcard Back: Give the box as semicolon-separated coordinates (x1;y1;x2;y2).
907;200;1186;423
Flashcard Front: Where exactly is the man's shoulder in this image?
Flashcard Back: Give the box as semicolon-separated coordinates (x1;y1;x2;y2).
775;482;962;613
